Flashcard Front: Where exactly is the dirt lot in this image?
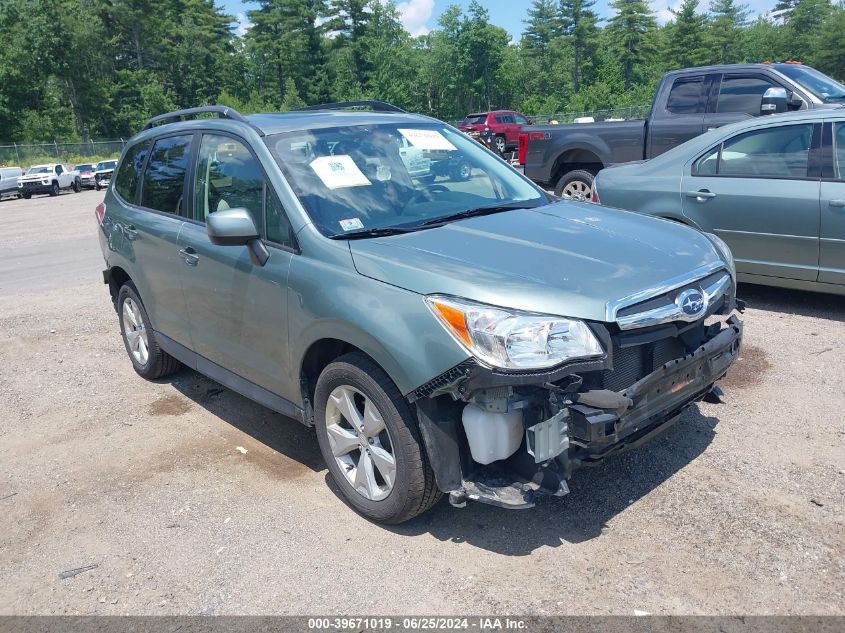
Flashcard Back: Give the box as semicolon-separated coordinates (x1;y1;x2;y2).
0;191;843;615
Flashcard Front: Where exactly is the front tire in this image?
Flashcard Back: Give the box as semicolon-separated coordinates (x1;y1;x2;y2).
22;192;31;199
554;169;594;200
72;178;81;193
49;181;60;197
117;282;181;380
314;353;441;523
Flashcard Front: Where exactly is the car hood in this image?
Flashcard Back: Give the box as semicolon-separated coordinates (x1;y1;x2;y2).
349;201;724;322
19;173;51;180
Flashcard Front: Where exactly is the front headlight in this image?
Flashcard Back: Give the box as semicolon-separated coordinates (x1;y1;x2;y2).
705;233;735;277
425;295;603;370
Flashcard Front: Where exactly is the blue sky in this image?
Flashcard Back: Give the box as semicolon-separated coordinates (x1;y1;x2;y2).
223;0;780;40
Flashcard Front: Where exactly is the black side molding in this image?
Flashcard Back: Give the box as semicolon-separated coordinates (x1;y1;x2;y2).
155;331;306;424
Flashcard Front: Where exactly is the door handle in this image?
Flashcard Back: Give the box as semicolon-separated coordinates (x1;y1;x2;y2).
179;247;199;266
124;224;138;240
829;199;845;208
685;190;717;201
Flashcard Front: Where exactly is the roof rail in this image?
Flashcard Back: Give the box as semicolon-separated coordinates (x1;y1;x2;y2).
296;100;406;113
141;106;262;134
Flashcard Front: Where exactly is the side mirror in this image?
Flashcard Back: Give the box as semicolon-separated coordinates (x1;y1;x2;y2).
761;87;789;114
206;208;269;266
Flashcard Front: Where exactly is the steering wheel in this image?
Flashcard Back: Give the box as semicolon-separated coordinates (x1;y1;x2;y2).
400;184;449;213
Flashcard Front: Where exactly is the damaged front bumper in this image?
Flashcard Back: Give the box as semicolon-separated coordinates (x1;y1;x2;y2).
416;314;743;510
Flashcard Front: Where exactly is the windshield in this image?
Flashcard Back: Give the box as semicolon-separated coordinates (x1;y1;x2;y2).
76;164;94;171
776;64;845;103
462;114;487;125
266;123;545;238
27;166;51;174
96;161;116;170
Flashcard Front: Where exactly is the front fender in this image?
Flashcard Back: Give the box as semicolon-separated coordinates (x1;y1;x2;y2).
286;245;471;404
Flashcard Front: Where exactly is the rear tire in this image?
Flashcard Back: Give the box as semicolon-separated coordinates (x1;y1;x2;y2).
117;282;181;380
554;169;594;200
493;135;506;154
49;181;59;197
314;353;441;523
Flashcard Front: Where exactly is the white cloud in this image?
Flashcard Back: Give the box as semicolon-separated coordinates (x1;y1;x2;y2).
396;0;435;37
235;12;253;37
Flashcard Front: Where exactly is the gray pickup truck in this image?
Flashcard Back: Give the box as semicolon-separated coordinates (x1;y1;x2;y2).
520;63;845;198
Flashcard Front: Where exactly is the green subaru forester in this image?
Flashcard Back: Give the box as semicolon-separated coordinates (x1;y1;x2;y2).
98;103;743;523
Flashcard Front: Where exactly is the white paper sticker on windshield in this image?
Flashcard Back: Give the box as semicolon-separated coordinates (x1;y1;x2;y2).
339;218;364;231
398;129;457;151
310;155;371;189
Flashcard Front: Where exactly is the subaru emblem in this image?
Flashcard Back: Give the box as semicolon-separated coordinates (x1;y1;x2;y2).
677;288;706;317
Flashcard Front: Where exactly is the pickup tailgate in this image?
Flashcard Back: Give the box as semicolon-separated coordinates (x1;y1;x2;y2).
523;120;647;185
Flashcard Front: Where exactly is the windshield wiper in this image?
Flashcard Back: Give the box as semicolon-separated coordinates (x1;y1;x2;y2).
418;203;535;227
329;225;428;240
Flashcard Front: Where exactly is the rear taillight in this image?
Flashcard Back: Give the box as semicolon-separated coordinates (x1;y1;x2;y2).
590;183;599;204
95;202;106;224
518;133;528;165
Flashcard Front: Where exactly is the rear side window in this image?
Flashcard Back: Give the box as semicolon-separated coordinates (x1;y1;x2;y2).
694;123;814;179
717;76;776;116
114;141;151;203
463;114;487;125
666;78;704;114
141;135;192;214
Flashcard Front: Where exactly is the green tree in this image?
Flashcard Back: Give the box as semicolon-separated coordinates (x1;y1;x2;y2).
813;3;845;79
558;0;600;91
783;0;833;62
522;0;561;52
606;0;658;90
665;0;709;69
247;0;327;106
707;0;749;64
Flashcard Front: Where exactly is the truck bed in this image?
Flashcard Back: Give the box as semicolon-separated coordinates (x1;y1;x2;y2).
523;120;647;186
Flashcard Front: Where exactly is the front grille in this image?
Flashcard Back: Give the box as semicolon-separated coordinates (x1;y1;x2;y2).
616;271;726;319
602;336;687;392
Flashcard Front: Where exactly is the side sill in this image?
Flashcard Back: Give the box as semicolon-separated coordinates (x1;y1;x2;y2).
155;331;307;425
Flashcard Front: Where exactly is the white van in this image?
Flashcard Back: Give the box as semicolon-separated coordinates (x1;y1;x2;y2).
0;167;23;198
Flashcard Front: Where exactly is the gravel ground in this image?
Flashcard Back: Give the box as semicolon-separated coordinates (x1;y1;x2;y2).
0;191;843;615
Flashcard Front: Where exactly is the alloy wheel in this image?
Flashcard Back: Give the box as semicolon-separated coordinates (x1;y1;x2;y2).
122;297;149;365
324;385;396;501
562;180;591;201
494;136;506;153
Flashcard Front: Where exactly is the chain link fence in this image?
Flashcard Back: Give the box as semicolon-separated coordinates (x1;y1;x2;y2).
0;140;127;167
449;105;651;127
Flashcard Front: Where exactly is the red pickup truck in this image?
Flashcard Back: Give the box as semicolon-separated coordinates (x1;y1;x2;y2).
459;110;532;154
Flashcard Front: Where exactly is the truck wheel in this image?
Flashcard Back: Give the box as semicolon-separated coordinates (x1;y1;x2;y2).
314;353;441;524
554;169;594;200
22;192;31;199
72;178;81;193
450;160;472;182
49;181;60;197
117;282;181;380
493;135;506;154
